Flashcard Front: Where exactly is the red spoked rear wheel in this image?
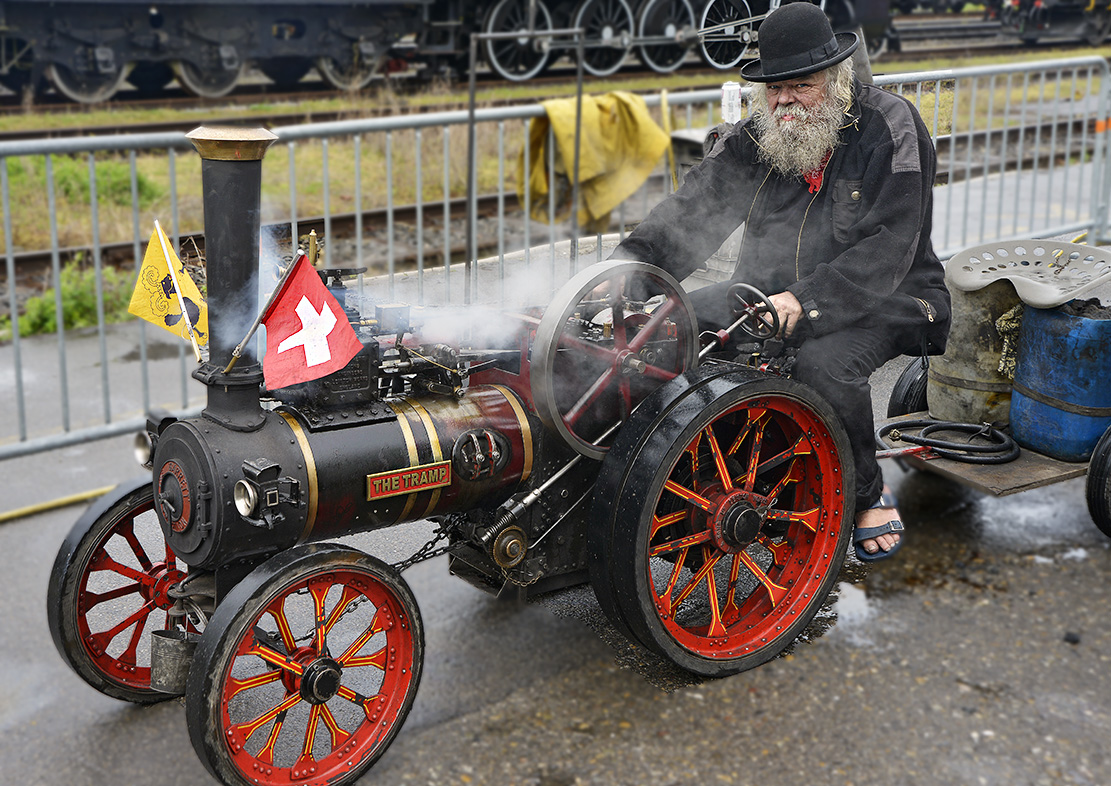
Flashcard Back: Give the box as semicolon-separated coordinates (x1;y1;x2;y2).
47;476;187;703
589;368;854;675
186;544;423;786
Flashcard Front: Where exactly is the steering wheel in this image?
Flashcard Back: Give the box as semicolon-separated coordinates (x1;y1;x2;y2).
727;283;780;340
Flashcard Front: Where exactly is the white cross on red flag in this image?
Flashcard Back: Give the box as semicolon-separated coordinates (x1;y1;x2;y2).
261;254;363;390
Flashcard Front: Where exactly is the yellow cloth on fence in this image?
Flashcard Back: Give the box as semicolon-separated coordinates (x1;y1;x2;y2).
517;91;671;234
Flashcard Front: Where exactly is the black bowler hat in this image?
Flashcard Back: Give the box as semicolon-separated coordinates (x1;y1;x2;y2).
740;2;858;83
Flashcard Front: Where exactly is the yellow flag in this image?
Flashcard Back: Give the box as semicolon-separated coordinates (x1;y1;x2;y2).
128;222;208;347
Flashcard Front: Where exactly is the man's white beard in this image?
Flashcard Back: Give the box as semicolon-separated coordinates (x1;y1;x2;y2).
753;99;844;178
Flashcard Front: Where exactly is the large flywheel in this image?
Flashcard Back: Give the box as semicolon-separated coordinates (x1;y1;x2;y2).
532;260;699;460
588;366;854;676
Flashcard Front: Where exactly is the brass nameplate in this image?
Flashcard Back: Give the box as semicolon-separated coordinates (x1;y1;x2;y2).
367;461;452;500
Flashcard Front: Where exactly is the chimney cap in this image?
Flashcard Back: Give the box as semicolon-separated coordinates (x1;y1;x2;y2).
187;126;278;161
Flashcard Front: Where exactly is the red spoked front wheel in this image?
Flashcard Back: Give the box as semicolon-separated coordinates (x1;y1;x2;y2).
186;544;423;786
47;476;188;703
589;368;854;676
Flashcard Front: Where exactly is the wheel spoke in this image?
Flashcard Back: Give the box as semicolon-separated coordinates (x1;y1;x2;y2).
269;602;298;654
704;426;732;490
227;669;283;701
702;550;727;638
246;640;307;678
723;552;744;616
737;551;789;606
337;606;387;665
344;647;388;670
766;505;821;533
557;332;622;364
89;599;156;651
738;412;770;491
649;528;711;556
319;703;353;749
671;548;725;610
649;509;688;540
116;610;150;668
726;408;768;458
91;554;148;584
308;577;331;650
626;296;679;354
755;435;812;479
657;545;689;619
117;519;153;571
663;478;716;513
83;581;143;608
234;692;302;743
565;367;618;428
756;534;792;566
322;585;362;639
257;708;285;765
300;703;324;759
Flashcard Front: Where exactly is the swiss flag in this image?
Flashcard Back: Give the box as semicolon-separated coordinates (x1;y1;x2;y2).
262;254;363;390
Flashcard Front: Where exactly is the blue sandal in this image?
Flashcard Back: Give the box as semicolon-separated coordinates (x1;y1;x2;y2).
853;490;905;562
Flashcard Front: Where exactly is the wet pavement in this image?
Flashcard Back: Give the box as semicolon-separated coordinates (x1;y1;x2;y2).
3;352;1111;786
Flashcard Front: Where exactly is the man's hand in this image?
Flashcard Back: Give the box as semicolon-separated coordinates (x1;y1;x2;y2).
768;291;803;337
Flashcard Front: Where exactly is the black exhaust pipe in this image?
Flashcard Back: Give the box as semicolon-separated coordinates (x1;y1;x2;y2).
186;126;277;431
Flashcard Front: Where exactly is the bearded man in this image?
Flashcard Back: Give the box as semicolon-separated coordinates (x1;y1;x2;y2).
609;1;951;561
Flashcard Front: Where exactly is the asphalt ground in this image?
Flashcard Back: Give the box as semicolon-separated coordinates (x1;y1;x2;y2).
3;340;1111;785
2;208;1111;785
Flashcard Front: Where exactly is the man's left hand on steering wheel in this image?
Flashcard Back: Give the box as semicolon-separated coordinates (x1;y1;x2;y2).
769;291;803;338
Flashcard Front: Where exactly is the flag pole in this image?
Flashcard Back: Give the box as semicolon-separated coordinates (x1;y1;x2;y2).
155;220;203;362
223;252;305;374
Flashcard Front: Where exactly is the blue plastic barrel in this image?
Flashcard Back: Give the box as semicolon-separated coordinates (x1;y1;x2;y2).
1010;305;1111;462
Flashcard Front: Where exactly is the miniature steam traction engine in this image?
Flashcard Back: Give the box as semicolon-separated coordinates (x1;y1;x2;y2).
47;127;854;786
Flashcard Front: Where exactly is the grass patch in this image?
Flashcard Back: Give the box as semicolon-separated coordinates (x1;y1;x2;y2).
2;257;137;341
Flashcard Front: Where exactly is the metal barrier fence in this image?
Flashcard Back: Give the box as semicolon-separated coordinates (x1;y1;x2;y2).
1;55;1108;461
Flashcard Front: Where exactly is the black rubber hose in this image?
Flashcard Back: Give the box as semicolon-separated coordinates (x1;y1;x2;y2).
876;419;1021;464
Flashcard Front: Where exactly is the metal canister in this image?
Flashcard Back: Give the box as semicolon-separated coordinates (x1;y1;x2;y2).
721;81;742;125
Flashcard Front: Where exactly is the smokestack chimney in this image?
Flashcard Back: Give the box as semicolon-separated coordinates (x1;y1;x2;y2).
186;125;277;431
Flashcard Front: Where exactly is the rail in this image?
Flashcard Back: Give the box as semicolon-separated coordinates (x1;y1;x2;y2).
0;55;1108;461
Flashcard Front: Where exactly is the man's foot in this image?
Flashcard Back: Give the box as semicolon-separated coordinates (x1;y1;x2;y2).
853;487;905;562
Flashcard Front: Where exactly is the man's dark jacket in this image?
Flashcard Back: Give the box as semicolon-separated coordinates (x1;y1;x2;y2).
613;78;951;353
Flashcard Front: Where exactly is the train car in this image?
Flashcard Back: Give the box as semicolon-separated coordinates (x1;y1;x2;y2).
47;125;856;785
998;0;1111;44
0;0;892;103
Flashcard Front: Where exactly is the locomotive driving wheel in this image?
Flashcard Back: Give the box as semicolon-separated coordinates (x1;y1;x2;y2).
589;367;854;676
573;0;635;77
698;0;754;70
483;0;555;82
532;260;699;460
637;0;696;73
186;544;423;786
48;61;129;103
47;476;188;703
175;58;245;98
